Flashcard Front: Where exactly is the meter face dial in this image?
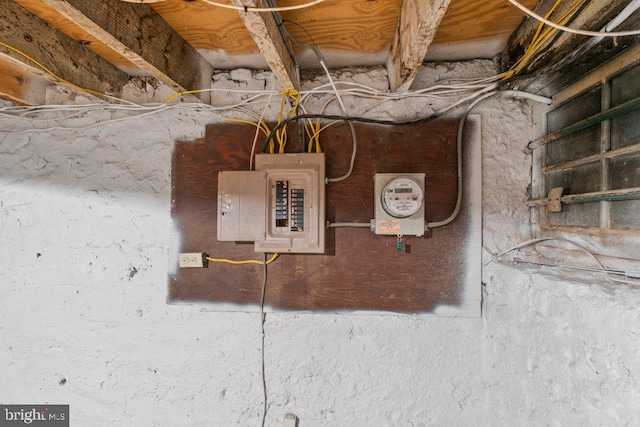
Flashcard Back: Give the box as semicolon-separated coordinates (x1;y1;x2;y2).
381;176;424;218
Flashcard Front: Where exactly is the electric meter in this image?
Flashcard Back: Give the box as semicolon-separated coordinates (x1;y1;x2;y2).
381;176;424;218
373;173;426;237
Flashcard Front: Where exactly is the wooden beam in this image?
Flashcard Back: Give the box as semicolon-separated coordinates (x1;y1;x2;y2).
386;0;451;92
13;0;143;75
0;0;130;104
26;0;214;102
232;0;298;90
503;0;638;96
0;56;51;105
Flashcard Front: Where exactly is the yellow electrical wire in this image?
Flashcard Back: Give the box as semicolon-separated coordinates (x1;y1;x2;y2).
521;1;582;56
275;93;288;153
503;0;564;78
206;253;279;265
274;89;301;153
224;116;271;137
505;0;585;79
304;120;313;152
0;40;107;98
165;89;206;103
313;118;321;153
304;118;321;153
304;119;319;152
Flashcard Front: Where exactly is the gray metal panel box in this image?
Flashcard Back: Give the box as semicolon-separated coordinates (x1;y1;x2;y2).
373;173;426;236
217;171;267;242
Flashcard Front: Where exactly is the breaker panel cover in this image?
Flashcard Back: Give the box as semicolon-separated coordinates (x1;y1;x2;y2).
254;153;325;253
217;171;267;242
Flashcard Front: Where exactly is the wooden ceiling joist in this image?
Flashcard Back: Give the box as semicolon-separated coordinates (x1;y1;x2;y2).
504;0;640;95
0;0;129;104
232;0;298;90
386;0;452;92
0;56;51;105
21;0;214;102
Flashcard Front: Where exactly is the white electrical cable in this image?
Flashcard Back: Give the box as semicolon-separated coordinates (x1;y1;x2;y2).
281;23;359;183
0;100;283;134
326;222;371;228
432;83;499;117
607;0;640;31
250;79;277;171
485;237;640;287
201;0;326;12
427;90;551;229
508;259;640;280
0;75;509;133
507;0;640;37
319;60;359;184
0;105;173;134
0;74;543;137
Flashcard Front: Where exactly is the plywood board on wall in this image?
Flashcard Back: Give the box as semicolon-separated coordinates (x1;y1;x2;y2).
169;117;481;317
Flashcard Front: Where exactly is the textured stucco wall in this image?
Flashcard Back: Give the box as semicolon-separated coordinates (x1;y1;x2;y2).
1;62;639;426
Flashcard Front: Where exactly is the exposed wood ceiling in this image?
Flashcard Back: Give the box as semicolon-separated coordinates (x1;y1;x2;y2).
1;0;539;104
151;0;538;67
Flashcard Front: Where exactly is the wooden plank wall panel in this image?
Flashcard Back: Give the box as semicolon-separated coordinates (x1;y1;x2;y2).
170;118;479;314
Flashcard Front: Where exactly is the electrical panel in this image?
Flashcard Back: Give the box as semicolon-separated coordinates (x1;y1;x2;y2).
373;173;426;236
255;153;325;253
217;153;325;254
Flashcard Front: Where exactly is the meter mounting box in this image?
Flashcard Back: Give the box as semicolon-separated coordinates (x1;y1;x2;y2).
373;173;425;236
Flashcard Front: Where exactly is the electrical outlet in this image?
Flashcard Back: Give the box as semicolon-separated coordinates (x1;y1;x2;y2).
178;252;208;268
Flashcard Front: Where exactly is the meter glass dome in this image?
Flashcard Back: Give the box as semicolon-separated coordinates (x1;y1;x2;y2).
381;176;424;218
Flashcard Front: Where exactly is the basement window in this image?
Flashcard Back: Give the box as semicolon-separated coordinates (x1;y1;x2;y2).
536;59;640;231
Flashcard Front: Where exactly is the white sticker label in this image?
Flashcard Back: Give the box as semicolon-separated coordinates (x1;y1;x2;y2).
379;220;401;233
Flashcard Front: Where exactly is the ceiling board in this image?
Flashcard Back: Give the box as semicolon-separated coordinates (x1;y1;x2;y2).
435;0;538;44
151;0;251;54
152;0;539;69
280;0;403;54
12;0;542;78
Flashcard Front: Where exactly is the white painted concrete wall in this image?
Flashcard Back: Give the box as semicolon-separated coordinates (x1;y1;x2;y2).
1;62;639;426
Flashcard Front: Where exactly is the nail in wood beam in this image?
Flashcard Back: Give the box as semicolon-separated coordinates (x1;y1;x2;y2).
0;0;130;104
29;0;214;102
232;0;298;90
386;0;451;92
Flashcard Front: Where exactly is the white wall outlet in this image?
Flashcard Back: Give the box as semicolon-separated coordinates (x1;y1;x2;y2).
178;252;208;268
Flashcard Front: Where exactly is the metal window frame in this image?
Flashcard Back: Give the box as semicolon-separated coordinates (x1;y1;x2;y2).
530;45;640;233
